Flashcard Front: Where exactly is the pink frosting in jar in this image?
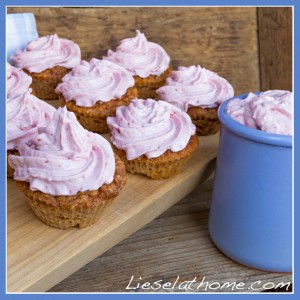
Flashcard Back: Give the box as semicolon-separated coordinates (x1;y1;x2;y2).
7;63;32;98
8;107;115;196
157;65;234;111
55;59;134;107
7;89;55;150
226;90;293;136
103;30;170;78
107;99;196;160
10;34;81;73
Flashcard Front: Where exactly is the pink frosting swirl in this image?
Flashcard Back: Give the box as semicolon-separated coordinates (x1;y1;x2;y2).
7;89;55;150
157;65;234;111
10;34;81;73
104;30;170;78
227;90;293;136
107;99;196;160
7;63;32;98
55;59;134;107
8;107;115;196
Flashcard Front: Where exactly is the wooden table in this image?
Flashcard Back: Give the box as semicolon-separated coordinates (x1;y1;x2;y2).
7;134;219;292
49;178;292;293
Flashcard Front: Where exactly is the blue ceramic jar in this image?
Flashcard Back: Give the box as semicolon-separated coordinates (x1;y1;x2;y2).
208;93;292;272
7;13;38;62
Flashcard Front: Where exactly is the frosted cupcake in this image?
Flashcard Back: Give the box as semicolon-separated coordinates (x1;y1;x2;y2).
8;107;126;229
104;30;171;99
7;62;31;98
10;34;81;100
227;90;293;135
157;65;234;135
7;63;55;177
55;58;138;134
107;99;198;179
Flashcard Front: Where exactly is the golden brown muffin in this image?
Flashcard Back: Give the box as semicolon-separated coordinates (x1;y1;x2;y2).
59;86;138;134
134;67;172;99
112;135;199;179
24;66;70;100
187;107;220;136
15;155;126;229
156;65;234;136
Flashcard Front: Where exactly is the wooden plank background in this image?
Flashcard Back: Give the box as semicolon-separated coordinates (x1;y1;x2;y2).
7;7;261;96
258;7;292;91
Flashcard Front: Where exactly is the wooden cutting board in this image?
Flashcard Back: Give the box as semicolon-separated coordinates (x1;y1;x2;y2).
7;134;219;292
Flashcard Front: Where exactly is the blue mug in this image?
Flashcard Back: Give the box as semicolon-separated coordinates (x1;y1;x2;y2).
208;93;292;272
6;13;38;62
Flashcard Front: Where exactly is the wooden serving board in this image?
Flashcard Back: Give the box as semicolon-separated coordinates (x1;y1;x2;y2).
7;134;219;292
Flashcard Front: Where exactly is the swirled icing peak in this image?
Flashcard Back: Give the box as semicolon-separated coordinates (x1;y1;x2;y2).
7;89;55;150
107;99;196;160
7;63;32;99
227;90;293;136
10;34;81;73
157;65;234;111
55;58;134;107
104;30;170;78
8;107;115;196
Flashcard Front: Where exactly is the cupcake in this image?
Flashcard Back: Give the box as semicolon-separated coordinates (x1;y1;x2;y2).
7;62;31;98
8;107;126;229
55;58;138;134
10;34;81;100
104;30;171;99
157;65;234;136
7;63;55;177
107;99;198;179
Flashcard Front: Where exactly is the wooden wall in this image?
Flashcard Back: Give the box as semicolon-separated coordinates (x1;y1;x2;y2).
7;7;292;94
258;7;292;91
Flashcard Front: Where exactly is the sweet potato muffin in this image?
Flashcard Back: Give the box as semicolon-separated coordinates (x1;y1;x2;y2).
11;34;81;100
107;99;198;179
104;30;171;99
56;58;138;134
9;107;126;229
157;65;234;135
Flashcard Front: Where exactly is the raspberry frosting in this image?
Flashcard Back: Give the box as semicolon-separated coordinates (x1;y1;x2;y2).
10;34;81;73
226;90;293;136
104;30;170;78
107;99;196;160
7;89;55;150
8;107;116;196
7;63;32;99
157;65;234;111
55;59;134;107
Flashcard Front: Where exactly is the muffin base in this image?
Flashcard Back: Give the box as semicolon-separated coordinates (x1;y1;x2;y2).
7;149;18;178
25;66;71;100
59;86;138;134
134;67;172;100
112;134;199;179
187;107;220;136
15;155;126;229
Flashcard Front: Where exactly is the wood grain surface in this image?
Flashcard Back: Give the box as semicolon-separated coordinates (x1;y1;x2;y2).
258;7;292;91
7;134;218;292
49;179;292;293
7;7;260;95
